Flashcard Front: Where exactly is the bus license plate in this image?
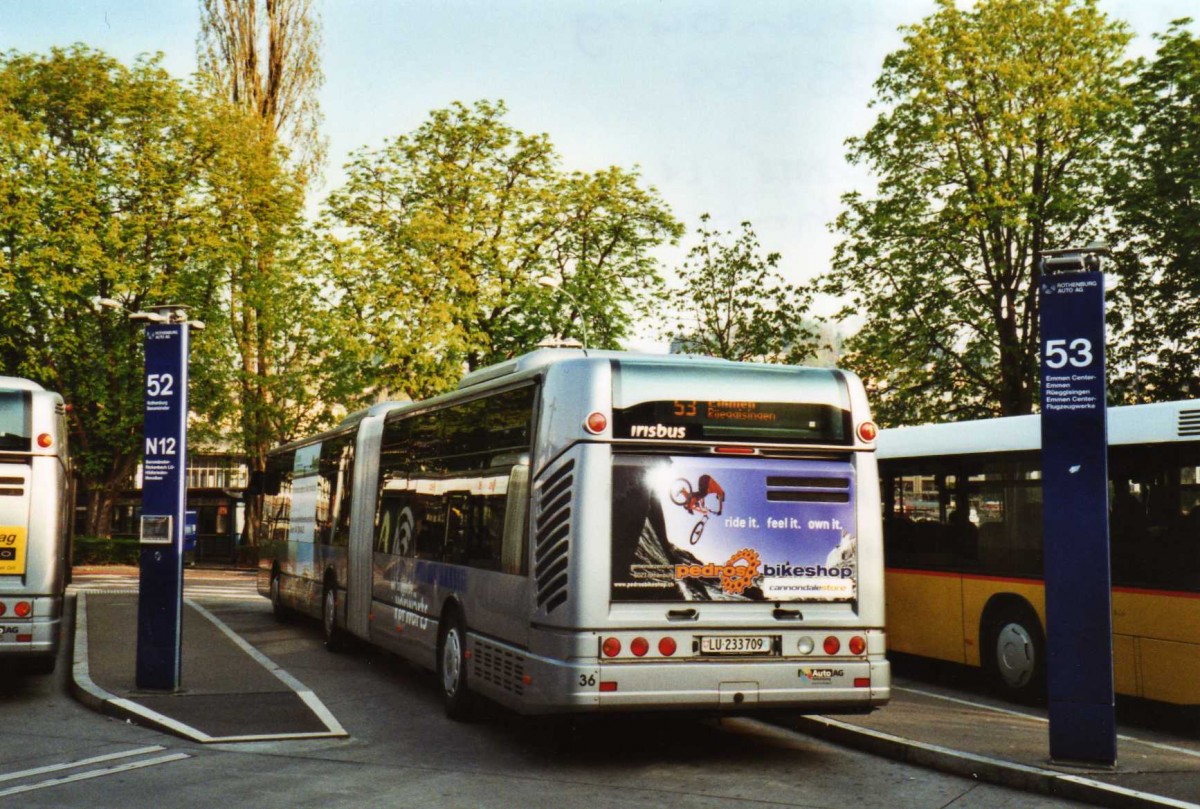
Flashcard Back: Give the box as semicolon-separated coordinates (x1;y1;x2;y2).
699;636;772;655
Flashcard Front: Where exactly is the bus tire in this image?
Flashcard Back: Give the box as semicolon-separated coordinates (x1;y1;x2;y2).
270;570;288;622
24;654;56;676
322;585;347;652
438;611;475;721
981;602;1045;703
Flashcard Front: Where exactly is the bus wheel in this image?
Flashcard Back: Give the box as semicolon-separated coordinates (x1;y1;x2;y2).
322;586;347;652
24;655;56;676
982;604;1045;703
438;613;475;721
270;571;288;622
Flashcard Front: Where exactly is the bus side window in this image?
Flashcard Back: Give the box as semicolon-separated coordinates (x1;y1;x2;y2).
444;493;469;566
413;491;445;560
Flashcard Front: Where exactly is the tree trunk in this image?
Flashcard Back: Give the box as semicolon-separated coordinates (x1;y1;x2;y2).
82;454;138;538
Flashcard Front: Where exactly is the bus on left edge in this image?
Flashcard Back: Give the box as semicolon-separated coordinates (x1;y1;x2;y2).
0;377;71;674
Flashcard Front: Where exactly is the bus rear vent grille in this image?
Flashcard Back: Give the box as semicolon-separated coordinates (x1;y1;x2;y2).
534;458;574;614
473;639;526;696
1180;410;1200;437
0;477;24;497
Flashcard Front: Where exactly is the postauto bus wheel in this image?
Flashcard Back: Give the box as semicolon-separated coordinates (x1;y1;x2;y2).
983;603;1045;703
439;611;476;721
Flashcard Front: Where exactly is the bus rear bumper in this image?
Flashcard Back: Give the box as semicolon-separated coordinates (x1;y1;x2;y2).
0;597;61;658
513;654;891;714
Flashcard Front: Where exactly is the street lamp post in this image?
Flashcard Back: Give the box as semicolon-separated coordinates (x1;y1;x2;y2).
536;276;588;348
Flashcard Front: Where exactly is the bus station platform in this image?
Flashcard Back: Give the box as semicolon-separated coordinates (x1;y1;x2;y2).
781;677;1200;809
70;592;347;743
69;591;1199;807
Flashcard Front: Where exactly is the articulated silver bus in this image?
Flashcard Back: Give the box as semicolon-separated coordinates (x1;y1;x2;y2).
259;350;890;718
0;377;70;674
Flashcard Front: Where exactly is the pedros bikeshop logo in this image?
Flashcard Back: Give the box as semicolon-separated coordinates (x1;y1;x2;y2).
675;548;761;595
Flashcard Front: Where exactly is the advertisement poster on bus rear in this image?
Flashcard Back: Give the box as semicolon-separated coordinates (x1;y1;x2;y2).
611;455;857;602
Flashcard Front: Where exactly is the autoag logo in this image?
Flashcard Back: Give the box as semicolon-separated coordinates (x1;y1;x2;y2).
629;424;687;439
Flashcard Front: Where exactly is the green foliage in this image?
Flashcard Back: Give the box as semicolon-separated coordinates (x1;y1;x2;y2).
819;0;1133;425
0;47;228;532
72;535;140;566
0;46;326;536
1107;20;1200;404
667;215;819;364
192;102;346;454
321;100;681;401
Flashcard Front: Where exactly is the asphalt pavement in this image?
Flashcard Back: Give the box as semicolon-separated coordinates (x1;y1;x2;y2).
67;572;1199;808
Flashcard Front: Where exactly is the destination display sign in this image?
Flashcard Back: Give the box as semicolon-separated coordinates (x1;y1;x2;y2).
612;400;849;445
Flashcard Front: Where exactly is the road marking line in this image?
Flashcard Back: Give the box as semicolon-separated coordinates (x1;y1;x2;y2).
0;746;166;784
896;685;1046;721
896;684;1200;760
0;753;190;797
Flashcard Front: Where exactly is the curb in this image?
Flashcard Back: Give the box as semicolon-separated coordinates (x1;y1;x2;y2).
789;715;1199;809
69;592;348;743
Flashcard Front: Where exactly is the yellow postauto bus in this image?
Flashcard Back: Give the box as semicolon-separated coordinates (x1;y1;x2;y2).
877;399;1199;705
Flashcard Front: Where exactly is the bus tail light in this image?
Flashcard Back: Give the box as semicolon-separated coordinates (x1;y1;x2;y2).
823;636;840;655
854;678;871;688
602;637;622;657
599;681;618;692
857;421;878;442
630;637;649;657
36;433;53;448
658;637;677;656
0;602;6;617
849;636;866;655
584;412;608;435
714;446;755;455
14;601;31;618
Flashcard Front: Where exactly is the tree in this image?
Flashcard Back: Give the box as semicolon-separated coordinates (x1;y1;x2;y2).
322;100;681;401
198;0;332;545
0;47;227;536
1107;20;1200;404
197;0;326;184
819;0;1133;426
191;104;350;451
666;215;819;363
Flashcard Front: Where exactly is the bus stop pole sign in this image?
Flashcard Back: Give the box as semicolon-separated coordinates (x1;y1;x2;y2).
136;320;189;691
1038;252;1115;765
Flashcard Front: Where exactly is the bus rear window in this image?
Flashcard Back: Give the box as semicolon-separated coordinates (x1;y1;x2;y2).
0;391;31;452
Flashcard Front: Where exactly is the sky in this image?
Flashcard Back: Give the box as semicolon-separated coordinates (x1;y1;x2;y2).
1;0;1196;334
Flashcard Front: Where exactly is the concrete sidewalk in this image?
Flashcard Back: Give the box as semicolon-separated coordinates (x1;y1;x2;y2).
784;683;1200;809
70;592;347;743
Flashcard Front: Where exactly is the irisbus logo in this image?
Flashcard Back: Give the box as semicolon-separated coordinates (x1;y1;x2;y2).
629;424;686;439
